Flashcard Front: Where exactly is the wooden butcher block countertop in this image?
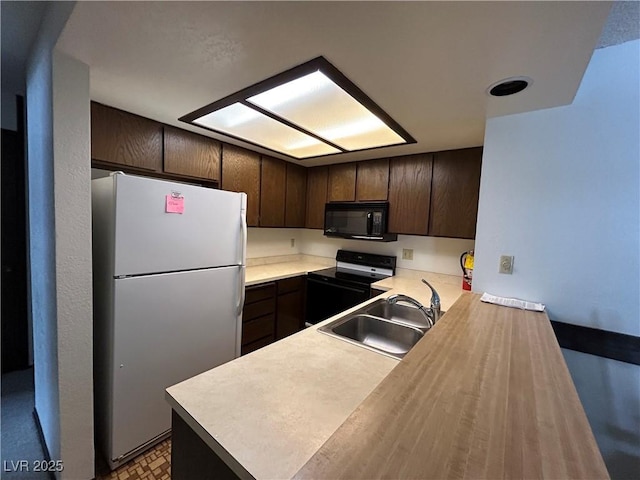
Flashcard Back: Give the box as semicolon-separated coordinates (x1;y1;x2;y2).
294;293;609;480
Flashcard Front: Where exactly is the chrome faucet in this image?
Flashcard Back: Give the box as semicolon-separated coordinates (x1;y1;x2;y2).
421;279;442;324
386;294;435;329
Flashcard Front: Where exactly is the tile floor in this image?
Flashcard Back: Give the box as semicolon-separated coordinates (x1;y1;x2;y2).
97;440;171;480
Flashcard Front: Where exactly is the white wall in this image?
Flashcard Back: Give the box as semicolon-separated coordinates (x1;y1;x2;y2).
26;2;95;479
474;40;640;336
300;229;474;276
246;228;302;258
474;40;640;478
246;228;474;276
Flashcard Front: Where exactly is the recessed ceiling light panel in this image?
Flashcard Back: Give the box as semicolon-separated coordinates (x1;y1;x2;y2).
194;103;340;158
247;71;406;151
180;57;415;159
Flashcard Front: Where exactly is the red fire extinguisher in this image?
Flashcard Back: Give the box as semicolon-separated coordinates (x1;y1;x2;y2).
460;250;474;291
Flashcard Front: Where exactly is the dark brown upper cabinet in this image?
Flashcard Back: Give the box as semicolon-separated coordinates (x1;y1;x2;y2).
305;166;329;229
163;126;221;181
356;159;389;201
91;102;162;172
429;147;483;239
388;153;433;235
222;144;261;227
328;163;356;202
285;163;307;228
260;156;287;227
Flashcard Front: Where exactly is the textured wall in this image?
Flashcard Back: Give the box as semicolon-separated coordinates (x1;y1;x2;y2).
26;2;95;479
52;48;94;479
26;8;61;466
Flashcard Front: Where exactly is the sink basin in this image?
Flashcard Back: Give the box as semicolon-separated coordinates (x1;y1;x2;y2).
365;298;432;330
318;314;424;359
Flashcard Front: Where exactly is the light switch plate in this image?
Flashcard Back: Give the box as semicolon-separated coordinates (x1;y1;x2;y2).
402;249;414;260
499;255;514;274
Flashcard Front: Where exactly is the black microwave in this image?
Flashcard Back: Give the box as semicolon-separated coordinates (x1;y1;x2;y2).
324;202;398;242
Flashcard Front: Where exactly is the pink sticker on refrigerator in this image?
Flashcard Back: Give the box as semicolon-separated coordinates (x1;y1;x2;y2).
165;194;184;214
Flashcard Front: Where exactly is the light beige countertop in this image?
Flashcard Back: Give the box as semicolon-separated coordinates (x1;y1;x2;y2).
295;294;608;479
245;258;328;286
165;302;400;480
166;258;465;479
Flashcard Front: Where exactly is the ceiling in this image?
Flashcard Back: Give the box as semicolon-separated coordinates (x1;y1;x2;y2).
56;2;613;165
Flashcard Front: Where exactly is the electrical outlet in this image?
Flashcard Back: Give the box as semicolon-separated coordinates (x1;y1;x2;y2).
290;238;295;248
402;249;414;260
499;255;514;274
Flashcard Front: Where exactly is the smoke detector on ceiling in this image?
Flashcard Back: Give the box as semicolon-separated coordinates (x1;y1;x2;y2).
487;76;532;97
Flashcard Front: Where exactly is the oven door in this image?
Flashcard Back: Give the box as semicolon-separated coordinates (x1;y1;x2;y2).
305;276;370;326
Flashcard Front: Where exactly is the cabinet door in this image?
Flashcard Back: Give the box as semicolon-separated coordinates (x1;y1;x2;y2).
285;163;307;227
356;159;389;201
260;156;286;227
276;276;305;340
91;102;162;172
305;166;329;229
163;126;220;181
242;283;276;355
328;163;356;201
222;144;261;226
388;153;433;235
429;147;482;239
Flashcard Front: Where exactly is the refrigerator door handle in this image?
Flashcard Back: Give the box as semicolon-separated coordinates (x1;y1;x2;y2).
236;265;246;357
235;193;247;358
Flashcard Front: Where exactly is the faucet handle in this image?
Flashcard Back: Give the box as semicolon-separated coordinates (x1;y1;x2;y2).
421;279;441;308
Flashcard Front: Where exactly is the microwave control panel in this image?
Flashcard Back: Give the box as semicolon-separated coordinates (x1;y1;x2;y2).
372;211;383;235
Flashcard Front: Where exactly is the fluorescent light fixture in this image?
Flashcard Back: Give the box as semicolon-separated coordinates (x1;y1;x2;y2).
194;103;339;158
180;57;415;160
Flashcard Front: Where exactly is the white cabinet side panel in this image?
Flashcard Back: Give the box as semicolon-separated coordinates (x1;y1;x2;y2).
109;266;240;460
91;176;117;459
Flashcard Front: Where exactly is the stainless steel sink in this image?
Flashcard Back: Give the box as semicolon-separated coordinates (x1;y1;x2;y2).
365;299;432;330
318;313;425;359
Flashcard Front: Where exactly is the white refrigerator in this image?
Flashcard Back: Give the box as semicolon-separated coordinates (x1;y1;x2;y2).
91;173;246;469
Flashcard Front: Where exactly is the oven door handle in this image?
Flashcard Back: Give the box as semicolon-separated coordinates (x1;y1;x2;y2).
307;277;369;295
366;211;373;236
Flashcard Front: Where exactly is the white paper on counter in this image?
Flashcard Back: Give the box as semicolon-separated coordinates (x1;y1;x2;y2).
480;292;546;312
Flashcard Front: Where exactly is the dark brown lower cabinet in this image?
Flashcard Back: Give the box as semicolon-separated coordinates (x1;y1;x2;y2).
241;276;306;355
171;410;241;480
241;283;276;355
370;288;386;298
276;276;306;340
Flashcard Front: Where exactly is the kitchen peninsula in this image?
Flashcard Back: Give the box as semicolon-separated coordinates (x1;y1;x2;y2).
166;271;608;479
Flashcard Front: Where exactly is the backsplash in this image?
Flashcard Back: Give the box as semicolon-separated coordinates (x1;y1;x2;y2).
246;228;474;276
246;228;302;258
